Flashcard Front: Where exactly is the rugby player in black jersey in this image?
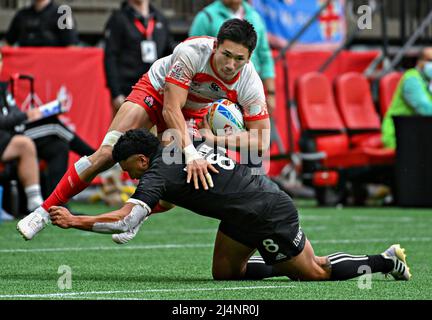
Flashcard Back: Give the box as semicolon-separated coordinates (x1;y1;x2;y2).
48;129;411;281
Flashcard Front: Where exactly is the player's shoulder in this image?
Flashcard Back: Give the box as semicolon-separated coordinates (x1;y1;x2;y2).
172;37;215;68
178;36;215;53
238;63;264;92
241;61;261;80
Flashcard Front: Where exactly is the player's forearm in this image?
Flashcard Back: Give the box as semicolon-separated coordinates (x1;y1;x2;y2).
214;130;270;153
162;103;192;149
69;209;129;232
162;103;204;165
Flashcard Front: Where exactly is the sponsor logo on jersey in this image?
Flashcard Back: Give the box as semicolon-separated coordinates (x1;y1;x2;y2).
210;82;220;92
169;61;185;81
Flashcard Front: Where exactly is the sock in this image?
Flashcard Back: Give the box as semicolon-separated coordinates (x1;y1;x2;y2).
41;164;90;211
329;252;394;280
24;184;43;211
243;256;281;280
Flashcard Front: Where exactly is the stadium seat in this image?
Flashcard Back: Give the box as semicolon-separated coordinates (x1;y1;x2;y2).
379;71;403;117
296;72;370;169
334;72;395;165
296;72;394;205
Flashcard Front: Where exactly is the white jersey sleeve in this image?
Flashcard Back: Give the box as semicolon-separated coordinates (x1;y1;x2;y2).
164;41;202;90
237;65;269;122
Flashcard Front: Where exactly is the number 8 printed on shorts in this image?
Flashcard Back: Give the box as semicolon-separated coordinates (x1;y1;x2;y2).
263;239;279;253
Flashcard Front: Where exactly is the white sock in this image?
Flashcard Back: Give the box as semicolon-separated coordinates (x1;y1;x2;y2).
24;184;44;211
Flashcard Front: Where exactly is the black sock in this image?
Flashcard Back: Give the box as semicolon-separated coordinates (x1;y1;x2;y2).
243;256;281;280
329;252;394;280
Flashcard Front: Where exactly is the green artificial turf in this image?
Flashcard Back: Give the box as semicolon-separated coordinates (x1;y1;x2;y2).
0;201;431;300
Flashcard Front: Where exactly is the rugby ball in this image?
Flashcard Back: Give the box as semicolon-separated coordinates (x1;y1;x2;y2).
206;99;245;136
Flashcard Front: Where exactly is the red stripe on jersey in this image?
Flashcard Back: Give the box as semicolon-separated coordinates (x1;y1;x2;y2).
165;77;190;90
193;73;238;103
188;93;214;104
244;113;270;122
182;108;208;119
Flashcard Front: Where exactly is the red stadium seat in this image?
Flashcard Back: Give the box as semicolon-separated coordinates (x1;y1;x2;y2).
379;71;403;117
335;72;381;131
296;72;395;205
334;72;395;165
297;72;345;131
296;72;370;169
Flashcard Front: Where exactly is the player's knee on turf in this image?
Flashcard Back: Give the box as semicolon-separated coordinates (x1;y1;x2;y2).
274;243;331;281
298;266;329;281
212;266;239;280
293;257;330;281
212;258;246;280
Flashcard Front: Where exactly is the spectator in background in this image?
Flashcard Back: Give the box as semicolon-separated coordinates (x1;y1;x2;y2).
0;51;94;199
103;0;175;116
189;0;276;116
0;128;44;217
382;47;432;149
1;53;44;215
4;0;79;47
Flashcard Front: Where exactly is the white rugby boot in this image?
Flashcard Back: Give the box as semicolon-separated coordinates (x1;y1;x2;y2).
17;207;50;240
381;244;412;280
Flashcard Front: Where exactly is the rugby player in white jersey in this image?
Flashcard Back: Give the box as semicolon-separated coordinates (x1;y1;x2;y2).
17;19;270;241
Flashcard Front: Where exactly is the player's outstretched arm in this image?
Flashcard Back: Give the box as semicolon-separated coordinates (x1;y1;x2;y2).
48;202;149;234
162;82;218;190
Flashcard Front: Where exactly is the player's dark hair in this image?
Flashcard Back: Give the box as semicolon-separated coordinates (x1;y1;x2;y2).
112;129;160;162
217;18;257;55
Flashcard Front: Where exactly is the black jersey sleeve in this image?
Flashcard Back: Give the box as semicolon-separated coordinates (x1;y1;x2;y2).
130;163;166;210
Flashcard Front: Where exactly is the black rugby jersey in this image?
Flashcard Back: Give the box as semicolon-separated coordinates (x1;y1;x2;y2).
131;143;285;225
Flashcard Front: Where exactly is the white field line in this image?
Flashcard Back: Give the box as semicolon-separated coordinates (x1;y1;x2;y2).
0;285;296;299
351;216;415;222
3;225;328;240
0;243;213;253
4;226;327;239
300;215;432;222
1;236;431;254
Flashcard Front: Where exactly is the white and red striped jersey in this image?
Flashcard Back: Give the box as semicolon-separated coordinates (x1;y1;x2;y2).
147;36;268;122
